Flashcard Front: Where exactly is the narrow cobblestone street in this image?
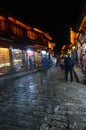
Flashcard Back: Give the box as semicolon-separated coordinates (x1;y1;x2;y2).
0;66;86;130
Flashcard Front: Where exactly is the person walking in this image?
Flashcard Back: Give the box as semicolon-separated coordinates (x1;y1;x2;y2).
64;54;74;81
41;57;50;71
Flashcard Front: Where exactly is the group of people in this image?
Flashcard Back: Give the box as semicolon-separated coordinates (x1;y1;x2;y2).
41;55;75;81
59;54;74;81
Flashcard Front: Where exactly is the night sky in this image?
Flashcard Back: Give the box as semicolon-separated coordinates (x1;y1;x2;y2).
1;0;83;51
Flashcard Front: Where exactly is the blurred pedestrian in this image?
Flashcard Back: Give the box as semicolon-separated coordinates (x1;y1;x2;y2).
64;54;74;81
81;53;86;71
59;57;65;71
29;57;32;69
42;57;50;70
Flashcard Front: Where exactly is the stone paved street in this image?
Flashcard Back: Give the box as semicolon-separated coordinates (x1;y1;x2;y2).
0;66;86;130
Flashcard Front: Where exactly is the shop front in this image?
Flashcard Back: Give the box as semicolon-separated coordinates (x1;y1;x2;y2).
34;50;42;68
11;48;24;71
27;49;34;69
0;47;10;75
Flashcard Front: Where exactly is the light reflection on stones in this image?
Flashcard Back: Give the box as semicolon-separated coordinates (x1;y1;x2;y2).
0;67;86;129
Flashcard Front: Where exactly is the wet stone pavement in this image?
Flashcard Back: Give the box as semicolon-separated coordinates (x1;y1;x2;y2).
0;66;86;130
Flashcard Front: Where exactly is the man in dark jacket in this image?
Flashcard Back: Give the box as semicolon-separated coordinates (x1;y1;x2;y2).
64;55;74;81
